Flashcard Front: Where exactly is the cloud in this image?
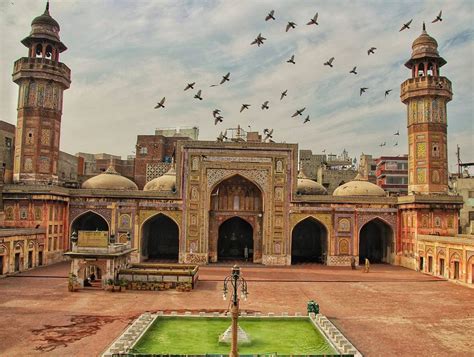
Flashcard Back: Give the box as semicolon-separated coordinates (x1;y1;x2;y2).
0;0;472;172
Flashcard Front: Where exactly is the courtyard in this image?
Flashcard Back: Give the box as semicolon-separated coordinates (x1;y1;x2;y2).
0;262;473;356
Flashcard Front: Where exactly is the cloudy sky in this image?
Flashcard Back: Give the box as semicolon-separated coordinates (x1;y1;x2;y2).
0;0;472;172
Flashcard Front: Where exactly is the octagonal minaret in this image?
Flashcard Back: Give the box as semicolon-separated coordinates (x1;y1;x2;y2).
401;23;452;195
12;1;71;184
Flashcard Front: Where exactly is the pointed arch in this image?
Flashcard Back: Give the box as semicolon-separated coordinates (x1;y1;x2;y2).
70;210;109;233
141;213;180;261
217;216;253;261
291;216;328;264
358;217;394;264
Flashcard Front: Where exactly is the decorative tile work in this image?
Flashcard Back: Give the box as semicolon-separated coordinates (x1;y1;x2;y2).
39;157;50;173
119;214;131;229
207;168;269;191
70;208;112;228
41;129;51;146
357;213;397;237
24;158;33;172
416;142;426;159
327;255;353;266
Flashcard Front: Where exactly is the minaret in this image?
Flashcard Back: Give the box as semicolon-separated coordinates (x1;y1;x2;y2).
12;2;71;184
401;23;452;194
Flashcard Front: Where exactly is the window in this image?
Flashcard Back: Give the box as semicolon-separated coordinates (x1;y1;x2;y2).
5;137;12;149
140;147;148;155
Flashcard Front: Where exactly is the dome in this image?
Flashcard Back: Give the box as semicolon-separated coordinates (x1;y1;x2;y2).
296;171;327;195
82;166;138;191
31;4;60;30
405;23;446;68
21;2;67;52
143;166;176;192
333;173;386;197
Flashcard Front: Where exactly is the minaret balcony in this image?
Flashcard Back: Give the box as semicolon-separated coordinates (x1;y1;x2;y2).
12;57;71;89
401;76;452;103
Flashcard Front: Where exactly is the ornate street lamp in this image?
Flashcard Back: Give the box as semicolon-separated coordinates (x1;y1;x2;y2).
223;265;248;357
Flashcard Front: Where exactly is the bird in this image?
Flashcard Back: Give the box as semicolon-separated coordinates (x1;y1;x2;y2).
432;10;442;23
286;21;297;32
287;55;296;64
265;10;275;21
210;84;219;87
307;12;319;26
251;33;267;47
350;66;357;75
217;130;228;142
379;142;386;147
220;72;230;85
291;107;306;117
394;130;400;135
303;115;310;123
184;82;195;91
214;116;223;125
280;90;288;100
240;104;250;112
261;101;269;110
367;47;377;55
264;128;274;141
154;97;165;109
213;109;221;117
385;89;392;97
324;57;335;67
360;87;368;96
322;149;326;153
394;142;398;146
399;19;413;32
194;90;203;100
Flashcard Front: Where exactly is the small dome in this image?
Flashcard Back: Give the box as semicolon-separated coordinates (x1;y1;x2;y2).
31;4;60;30
144;166;176;192
82;166;138;191
296;171;327;195
405;23;446;68
333;173;385;197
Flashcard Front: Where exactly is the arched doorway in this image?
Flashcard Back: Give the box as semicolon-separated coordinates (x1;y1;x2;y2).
141;214;179;261
71;211;109;232
218;217;253;261
291;217;328;264
209;174;263;263
359;218;393;264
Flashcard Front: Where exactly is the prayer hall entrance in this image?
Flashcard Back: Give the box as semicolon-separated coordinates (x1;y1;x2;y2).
208;175;263;263
218;217;253;261
141;214;179;262
291;217;328;264
358;218;394;264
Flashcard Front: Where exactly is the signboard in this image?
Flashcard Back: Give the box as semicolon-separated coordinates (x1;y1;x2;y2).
78;231;108;248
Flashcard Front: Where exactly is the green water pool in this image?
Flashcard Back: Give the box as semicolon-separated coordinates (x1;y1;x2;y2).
131;317;337;354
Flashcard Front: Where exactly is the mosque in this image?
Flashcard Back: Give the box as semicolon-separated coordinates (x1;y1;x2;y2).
1;4;473;285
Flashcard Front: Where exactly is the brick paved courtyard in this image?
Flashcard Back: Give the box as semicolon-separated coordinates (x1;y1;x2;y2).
0;262;473;356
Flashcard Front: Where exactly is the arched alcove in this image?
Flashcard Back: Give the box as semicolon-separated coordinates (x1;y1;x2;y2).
291;217;328;264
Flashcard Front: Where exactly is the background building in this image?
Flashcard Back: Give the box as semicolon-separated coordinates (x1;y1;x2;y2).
375;155;408;195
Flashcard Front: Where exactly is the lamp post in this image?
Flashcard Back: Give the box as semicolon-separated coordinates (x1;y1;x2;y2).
223;265;248;357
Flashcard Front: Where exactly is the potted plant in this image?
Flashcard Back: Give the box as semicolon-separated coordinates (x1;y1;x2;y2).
113;278;121;292
106;278;115;292
68;273;78;292
119;278;128;292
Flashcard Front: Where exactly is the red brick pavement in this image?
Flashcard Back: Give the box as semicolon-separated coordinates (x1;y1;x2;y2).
0;262;473;356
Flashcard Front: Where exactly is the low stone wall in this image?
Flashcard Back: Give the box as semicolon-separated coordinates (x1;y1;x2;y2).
102;312;362;356
127;281;192;292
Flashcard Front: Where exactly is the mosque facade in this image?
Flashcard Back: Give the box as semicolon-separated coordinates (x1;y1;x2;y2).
1;5;473;284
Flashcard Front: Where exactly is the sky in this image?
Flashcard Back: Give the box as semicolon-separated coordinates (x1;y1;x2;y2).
0;0;472;173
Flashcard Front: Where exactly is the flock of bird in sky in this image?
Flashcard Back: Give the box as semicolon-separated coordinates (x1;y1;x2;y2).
154;8;444;146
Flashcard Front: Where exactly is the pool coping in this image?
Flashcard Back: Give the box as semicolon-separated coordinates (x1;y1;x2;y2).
102;312;362;356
